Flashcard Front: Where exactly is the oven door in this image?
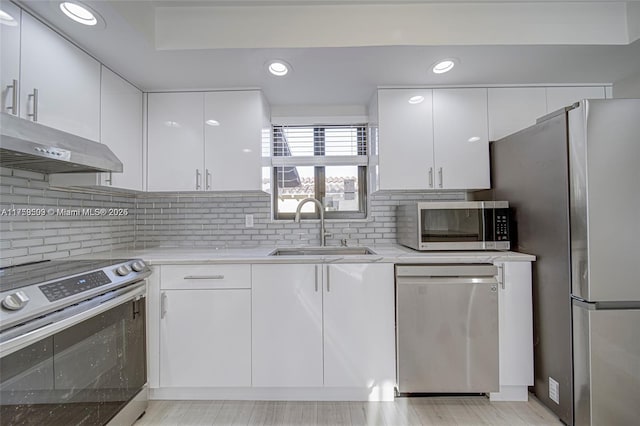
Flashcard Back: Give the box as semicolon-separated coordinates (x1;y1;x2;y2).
0;283;146;426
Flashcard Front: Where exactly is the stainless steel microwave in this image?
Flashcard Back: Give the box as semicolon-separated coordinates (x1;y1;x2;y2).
396;201;511;251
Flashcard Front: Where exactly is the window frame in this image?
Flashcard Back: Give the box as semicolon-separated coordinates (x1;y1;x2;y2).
270;124;368;221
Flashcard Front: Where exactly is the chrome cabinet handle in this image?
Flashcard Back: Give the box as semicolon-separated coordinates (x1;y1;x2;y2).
497;264;505;289
195;169;201;190
6;79;18;115
326;265;331;292
438;167;443;188
314;265;319;292
27;88;38;122
183;275;224;280
206;169;211;190
428;167;433;188
161;292;167;319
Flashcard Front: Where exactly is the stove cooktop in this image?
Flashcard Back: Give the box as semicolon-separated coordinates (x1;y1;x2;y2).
0;258;150;333
0;259;131;293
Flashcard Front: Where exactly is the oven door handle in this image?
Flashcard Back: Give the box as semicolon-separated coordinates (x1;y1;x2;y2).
0;283;146;359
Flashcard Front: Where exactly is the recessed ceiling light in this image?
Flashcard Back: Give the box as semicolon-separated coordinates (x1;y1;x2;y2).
0;9;17;26
408;95;425;104
267;60;291;77
242;148;252;153
59;2;98;26
432;59;456;74
468;136;481;142
164;120;181;128
206;119;220;126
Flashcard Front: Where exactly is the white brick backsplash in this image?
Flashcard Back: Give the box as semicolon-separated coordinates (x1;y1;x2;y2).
1;168;137;266
2;167;465;264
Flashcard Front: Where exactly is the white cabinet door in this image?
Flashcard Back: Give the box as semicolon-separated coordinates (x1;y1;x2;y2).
323;263;395;391
433;88;490;190
491;261;533;401
20;13;100;141
377;89;434;190
252;264;323;387
160;289;251;387
204;91;264;191
147;92;204;191
1;2;20;116
100;67;143;190
488;88;547;141
546;86;605;113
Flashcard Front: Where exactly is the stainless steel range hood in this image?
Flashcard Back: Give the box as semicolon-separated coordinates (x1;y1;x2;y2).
0;113;123;174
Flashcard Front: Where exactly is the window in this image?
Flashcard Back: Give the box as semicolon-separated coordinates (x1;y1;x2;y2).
269;124;368;220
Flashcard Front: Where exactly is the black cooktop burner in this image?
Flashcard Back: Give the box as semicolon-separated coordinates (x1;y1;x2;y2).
0;259;129;293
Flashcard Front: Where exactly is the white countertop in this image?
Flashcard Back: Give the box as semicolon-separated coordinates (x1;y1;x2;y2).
75;244;535;264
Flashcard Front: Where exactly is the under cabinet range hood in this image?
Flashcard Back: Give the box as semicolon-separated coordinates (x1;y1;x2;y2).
0;113;123;174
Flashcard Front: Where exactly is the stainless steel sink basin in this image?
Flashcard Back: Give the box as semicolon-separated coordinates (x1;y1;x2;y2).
268;247;377;256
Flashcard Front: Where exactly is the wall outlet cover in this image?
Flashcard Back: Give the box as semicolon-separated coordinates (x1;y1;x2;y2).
549;377;560;404
245;214;254;228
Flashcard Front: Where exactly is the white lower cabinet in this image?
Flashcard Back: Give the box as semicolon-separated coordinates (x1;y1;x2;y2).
323;263;395;390
252;264;324;387
158;265;251;388
251;263;395;399
490;261;534;401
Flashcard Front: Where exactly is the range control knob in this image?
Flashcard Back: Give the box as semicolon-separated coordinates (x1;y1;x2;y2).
115;264;132;276
2;291;30;311
130;260;146;272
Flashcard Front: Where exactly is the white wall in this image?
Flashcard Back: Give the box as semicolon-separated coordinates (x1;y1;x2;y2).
156;2;630;49
613;71;640;98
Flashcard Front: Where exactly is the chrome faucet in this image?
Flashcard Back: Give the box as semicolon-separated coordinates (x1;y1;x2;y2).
294;197;329;247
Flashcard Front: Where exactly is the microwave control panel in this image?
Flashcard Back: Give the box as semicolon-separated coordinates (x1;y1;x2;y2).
495;211;510;241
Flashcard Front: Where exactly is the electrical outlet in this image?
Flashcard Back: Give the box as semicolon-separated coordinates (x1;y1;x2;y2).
549;377;560;404
245;214;254;228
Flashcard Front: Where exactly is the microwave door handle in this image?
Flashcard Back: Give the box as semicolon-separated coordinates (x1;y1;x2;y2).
481;207;486;249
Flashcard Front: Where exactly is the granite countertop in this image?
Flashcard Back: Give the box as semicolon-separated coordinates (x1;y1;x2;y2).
75;244;535;264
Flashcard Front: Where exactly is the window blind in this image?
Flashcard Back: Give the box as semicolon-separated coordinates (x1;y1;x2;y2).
270;125;368;169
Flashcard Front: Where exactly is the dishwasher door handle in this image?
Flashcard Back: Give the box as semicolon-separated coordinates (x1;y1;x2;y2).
397;276;498;286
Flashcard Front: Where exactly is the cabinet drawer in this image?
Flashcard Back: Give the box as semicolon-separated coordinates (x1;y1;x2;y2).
161;264;251;289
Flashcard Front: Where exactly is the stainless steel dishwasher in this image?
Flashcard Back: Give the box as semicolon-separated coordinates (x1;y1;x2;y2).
396;264;499;394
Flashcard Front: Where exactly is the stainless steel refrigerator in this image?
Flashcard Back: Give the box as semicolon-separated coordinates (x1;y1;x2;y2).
489;99;640;425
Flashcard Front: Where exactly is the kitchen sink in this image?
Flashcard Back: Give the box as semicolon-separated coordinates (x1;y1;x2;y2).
268;247;377;256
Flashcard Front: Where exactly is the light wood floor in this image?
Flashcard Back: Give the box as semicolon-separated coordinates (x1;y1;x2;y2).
135;396;563;426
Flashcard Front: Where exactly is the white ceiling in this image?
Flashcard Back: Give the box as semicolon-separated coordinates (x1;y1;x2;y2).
14;0;640;106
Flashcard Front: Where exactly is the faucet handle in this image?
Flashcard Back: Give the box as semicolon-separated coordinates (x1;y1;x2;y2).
340;239;348;247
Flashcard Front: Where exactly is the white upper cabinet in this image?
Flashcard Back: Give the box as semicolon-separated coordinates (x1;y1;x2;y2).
1;2;20;116
375;88;489;191
487;86;607;142
204;91;267;191
147;90;269;192
433;88;490;190
49;67;143;190
100;67;143;190
19;13;100;141
377;89;434;190
147;92;204;191
545;86;606;113
488;88;547;141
